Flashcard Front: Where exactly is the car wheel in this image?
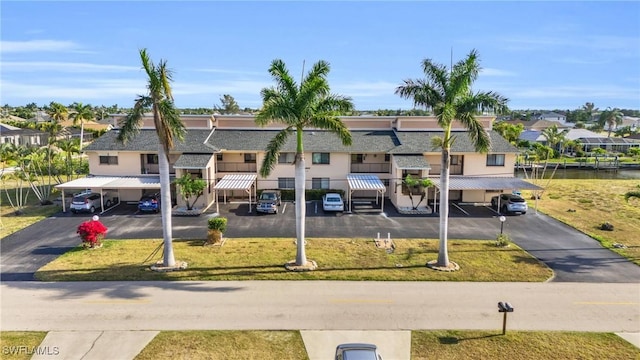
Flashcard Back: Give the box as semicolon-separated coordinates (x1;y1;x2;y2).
90;206;96;213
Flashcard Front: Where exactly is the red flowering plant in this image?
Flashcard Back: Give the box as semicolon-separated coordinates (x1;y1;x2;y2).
77;216;108;248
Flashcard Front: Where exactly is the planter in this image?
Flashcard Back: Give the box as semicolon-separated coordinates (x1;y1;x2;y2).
206;229;224;246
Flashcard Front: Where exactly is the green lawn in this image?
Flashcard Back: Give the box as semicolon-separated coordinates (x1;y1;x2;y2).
0;332;48;360
2;330;637;360
35;238;552;282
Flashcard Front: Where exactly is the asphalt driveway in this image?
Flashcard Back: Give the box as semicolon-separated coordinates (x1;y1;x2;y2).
1;201;639;282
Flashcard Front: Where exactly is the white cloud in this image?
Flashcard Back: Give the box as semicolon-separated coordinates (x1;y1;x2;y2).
1;40;81;53
481;68;517;77
2;61;139;73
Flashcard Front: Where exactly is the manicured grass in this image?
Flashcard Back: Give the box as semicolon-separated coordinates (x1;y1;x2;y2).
35;238;552;282
524;179;640;266
135;331;308;360
0;332;48;360
411;330;639;359
3;330;638;359
0;178;64;239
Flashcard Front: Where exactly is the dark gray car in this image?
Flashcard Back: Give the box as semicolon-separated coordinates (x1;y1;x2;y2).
335;343;383;360
256;190;281;214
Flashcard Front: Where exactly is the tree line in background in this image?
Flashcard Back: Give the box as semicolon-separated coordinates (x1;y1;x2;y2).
5;99;638;121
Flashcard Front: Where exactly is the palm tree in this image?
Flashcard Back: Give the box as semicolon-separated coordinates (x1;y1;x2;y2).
56;138;80;181
118;48;186;268
255;59;353;267
541;124;568;155
599;107;624;138
396;49;508;269
70;102;94;150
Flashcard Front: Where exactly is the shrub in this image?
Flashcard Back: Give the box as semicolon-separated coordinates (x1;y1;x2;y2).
496;233;511;247
599;222;614;231
77;217;108;248
208;217;227;233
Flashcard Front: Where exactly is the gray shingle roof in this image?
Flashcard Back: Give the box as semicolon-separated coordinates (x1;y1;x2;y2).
206;130;400;153
85;128;518;155
393;155;431;169
390;130;518;154
83;129;215;153
174;154;214;169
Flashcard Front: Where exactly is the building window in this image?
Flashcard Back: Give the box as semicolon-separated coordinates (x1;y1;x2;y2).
216;153;223;161
312;152;330;164
244;153;256;163
278;177;295;189
382;179;390;187
312;177;330;189
278;152;295;164
451;155;459;165
146;154;158;164
401;169;422;195
351;154;364;164
384;154;390;162
99;155;118;165
486;154;505;166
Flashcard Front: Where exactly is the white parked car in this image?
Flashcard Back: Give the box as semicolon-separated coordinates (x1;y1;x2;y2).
322;193;344;212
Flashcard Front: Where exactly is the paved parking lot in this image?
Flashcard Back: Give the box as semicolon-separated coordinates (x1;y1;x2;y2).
2;199;639;282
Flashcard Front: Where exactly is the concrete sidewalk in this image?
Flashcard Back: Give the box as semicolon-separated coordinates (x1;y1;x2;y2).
25;330;638;359
30;331;158;360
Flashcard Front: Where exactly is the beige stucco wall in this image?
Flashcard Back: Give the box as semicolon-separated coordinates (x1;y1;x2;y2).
88;151;140;176
254;152;351;192
396;116;494;131
463;153;516;177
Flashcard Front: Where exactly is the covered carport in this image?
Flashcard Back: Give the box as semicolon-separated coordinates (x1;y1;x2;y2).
430;176;544;214
346;174;387;213
54;176;161;213
213;174;257;214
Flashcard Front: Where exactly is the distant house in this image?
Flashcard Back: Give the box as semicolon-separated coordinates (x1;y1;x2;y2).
519;128;640;153
535;112;566;122
510;119;571;131
0;122;48;146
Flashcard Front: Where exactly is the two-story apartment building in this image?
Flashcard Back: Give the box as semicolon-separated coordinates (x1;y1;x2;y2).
56;114;540;213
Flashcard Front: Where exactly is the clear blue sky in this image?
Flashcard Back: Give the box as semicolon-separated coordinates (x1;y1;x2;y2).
2;1;639;111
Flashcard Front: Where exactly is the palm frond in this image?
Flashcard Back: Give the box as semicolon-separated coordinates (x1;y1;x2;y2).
269;59;298;99
259;128;292;177
117;95;149;143
310;115;353;146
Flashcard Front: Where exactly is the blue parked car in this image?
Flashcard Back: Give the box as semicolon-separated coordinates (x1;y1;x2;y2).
138;193;160;213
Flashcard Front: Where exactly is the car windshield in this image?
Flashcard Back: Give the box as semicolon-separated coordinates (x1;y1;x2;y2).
510;196;525;203
260;193;276;200
343;349;378;360
327;197;341;203
72;196;85;202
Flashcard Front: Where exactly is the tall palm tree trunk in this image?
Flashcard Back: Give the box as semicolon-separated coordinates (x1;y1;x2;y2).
294;152;307;265
79;123;85;151
158;145;175;267
437;145;451;267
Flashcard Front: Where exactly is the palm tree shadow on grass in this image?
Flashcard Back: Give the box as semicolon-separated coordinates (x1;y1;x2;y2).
438;333;502;344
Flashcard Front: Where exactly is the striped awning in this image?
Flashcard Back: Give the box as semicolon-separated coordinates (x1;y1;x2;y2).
431;176;543;190
213;174;257;190
55;176;161;190
347;174;386;191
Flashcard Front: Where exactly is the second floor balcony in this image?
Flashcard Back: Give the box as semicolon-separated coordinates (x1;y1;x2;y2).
350;162;390;173
217;162;257;173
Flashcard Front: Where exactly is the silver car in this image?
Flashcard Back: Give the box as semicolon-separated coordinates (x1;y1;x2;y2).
335;343;383;360
70;192;111;214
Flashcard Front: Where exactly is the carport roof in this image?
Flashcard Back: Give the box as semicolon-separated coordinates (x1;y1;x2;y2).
54;176;161;190
213;174;257;190
347;174;386;191
431;176;542;190
393;155;431;169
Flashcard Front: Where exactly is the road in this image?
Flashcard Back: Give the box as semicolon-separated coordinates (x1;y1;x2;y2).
1;281;638;332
